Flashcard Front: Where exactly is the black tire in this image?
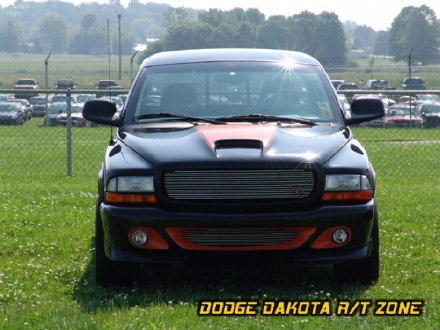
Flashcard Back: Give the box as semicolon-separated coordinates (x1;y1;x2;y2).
95;199;140;287
333;210;380;284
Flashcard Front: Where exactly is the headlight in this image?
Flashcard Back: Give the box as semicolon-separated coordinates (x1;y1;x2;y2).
107;176;154;192
105;176;157;204
324;174;371;191
323;174;373;202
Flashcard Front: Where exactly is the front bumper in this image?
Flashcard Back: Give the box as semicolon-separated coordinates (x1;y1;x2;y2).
100;200;376;264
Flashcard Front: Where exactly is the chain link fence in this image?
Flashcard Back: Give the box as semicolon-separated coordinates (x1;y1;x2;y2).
0;88;439;180
0;89;125;179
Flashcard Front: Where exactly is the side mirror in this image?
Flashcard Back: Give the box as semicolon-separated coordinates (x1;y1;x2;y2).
82;99;122;126
345;96;385;125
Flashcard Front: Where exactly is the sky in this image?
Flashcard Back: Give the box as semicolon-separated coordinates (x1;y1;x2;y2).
1;0;440;31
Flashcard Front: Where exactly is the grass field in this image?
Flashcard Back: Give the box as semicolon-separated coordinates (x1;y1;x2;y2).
0;117;439;329
0;53;136;90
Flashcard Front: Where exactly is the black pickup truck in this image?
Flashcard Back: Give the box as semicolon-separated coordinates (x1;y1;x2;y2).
83;48;384;286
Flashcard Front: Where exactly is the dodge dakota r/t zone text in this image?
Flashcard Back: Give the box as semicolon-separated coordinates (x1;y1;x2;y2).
83;48;385;287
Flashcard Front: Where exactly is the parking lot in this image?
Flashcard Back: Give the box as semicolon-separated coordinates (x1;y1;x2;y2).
0;87;438;178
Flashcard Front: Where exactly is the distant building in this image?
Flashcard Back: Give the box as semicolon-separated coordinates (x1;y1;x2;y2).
351;49;367;59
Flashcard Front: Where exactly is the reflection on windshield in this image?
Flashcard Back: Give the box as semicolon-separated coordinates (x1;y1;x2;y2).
130;61;339;124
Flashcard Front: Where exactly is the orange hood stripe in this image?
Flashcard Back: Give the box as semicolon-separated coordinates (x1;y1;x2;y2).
195;124;278;150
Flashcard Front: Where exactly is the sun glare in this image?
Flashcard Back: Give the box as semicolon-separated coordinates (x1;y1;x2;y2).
278;58;297;71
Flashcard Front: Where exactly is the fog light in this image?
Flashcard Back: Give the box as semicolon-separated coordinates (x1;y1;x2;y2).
332;228;348;244
131;230;148;246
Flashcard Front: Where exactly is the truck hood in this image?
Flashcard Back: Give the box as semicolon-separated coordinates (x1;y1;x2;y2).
119;123;349;167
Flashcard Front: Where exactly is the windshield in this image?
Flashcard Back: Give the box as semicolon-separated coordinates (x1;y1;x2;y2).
0;103;20;112
420;104;440;113
51;95;67;103
30;98;46;105
128;61;340;124
405;78;424;84
48;103;67;114
16;80;36;85
388;107;419;116
71;105;83;113
57;80;75;87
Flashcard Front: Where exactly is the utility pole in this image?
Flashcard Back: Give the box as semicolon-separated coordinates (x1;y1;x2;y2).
118;14;122;81
44;50;52;126
130;50;139;82
408;45;415;83
408;45;415;127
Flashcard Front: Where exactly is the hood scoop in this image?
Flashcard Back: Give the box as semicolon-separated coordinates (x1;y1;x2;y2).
214;139;263;158
215;139;263;150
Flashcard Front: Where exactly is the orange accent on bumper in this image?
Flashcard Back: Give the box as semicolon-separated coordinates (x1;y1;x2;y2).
310;226;352;249
166;227;316;251
322;190;373;202
128;227;169;249
106;192;158;204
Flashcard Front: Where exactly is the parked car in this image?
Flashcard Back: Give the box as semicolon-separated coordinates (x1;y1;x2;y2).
0;102;26;125
402;77;426;90
416;94;439;105
337;93;351;119
375;94;396;107
29;96;48;117
331;79;344;89
76;94;95;104
417;101;440;128
95;80;123;97
14;78;39;99
7;98;33;121
363;79;395;90
45;102;67;126
117;94;128;104
397;95;418;106
337;83;360;102
337;83;359;91
56;103;91;127
50;94;78;104
384;104;423;128
55;79;77;90
83;48;384;286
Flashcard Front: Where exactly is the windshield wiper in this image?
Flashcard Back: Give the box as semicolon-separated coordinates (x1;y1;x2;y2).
133;113;226;125
214;114;317;126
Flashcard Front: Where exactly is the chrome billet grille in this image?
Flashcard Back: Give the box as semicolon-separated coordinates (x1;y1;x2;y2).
163;169;315;200
183;229;296;246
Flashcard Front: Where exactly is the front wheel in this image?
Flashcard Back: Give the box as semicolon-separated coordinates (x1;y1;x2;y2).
333;211;380;284
95;200;140;287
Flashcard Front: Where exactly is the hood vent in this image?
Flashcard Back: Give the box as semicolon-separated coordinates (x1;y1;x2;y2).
214;139;263;150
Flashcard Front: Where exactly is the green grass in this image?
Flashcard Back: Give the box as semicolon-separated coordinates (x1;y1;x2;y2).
0;120;439;329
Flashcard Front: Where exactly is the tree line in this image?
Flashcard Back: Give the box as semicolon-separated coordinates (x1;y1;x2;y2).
145;8;347;65
143;5;439;65
0;1;438;66
0;0;169;55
